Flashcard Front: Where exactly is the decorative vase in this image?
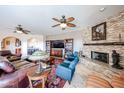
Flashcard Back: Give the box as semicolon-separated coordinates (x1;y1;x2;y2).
36;61;43;74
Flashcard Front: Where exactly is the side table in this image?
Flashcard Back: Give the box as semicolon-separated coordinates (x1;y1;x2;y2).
27;66;51;88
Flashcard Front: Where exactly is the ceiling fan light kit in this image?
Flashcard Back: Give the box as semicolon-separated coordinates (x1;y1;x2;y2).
60;23;67;28
14;25;31;34
52;15;76;30
15;30;23;34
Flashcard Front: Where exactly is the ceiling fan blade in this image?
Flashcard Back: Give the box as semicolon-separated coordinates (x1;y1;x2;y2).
22;30;28;34
52;18;61;22
67;23;76;27
66;17;75;22
52;24;60;27
24;30;31;33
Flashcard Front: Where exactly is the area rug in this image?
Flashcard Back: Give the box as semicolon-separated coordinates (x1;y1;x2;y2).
30;58;66;88
45;59;66;88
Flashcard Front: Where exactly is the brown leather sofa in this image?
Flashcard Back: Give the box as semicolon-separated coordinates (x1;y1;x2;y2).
0;50;21;62
0;68;29;88
0;60;36;88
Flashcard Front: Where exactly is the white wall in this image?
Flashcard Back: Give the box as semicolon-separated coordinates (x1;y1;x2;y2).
0;31;46;57
46;30;83;52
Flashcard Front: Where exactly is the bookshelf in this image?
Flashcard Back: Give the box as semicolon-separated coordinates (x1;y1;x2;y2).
46;40;51;54
46;39;73;57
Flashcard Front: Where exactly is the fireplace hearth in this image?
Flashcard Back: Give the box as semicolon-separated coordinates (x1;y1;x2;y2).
91;51;109;63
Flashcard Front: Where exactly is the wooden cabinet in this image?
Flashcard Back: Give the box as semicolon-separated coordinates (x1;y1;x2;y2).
46;39;73;57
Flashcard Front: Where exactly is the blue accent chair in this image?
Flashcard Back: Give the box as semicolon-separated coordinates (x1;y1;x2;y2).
56;51;79;83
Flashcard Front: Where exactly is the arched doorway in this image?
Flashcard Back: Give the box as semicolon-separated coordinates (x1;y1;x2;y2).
1;37;21;55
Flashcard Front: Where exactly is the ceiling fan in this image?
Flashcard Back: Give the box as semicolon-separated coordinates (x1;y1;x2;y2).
52;15;76;30
14;25;31;34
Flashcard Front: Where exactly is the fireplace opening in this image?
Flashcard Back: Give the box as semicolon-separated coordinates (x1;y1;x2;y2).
91;51;109;63
50;48;64;57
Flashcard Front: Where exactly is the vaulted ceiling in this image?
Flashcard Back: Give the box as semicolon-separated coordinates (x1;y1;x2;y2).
0;5;124;35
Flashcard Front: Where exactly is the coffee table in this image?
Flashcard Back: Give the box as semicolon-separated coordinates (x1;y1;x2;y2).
27;66;51;88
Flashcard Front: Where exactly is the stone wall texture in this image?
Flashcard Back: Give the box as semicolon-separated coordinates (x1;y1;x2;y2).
82;11;124;66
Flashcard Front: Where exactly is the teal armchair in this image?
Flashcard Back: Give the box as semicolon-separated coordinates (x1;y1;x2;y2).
56;51;79;83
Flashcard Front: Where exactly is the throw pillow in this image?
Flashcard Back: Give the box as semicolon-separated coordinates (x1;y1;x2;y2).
74;57;79;63
69;62;76;70
60;63;70;68
0;56;8;61
0;60;15;73
63;60;71;64
66;52;73;57
73;52;78;57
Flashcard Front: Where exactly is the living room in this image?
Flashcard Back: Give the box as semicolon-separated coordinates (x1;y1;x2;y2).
0;2;124;92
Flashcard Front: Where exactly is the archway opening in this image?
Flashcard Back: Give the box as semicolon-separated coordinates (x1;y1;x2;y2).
1;36;21;55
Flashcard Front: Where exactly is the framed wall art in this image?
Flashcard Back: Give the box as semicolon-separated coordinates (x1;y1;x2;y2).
92;22;106;41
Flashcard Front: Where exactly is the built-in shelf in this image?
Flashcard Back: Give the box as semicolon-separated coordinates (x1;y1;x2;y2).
46;39;73;57
83;42;124;46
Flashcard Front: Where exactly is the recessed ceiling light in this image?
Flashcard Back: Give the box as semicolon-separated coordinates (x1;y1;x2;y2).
99;7;106;12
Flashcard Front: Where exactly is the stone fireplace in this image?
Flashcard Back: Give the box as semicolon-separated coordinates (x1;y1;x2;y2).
91;51;109;63
82;11;124;67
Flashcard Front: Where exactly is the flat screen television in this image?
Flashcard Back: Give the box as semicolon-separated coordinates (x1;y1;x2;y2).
52;40;64;48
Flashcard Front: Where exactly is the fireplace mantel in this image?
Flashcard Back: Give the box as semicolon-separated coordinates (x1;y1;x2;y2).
83;42;124;46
